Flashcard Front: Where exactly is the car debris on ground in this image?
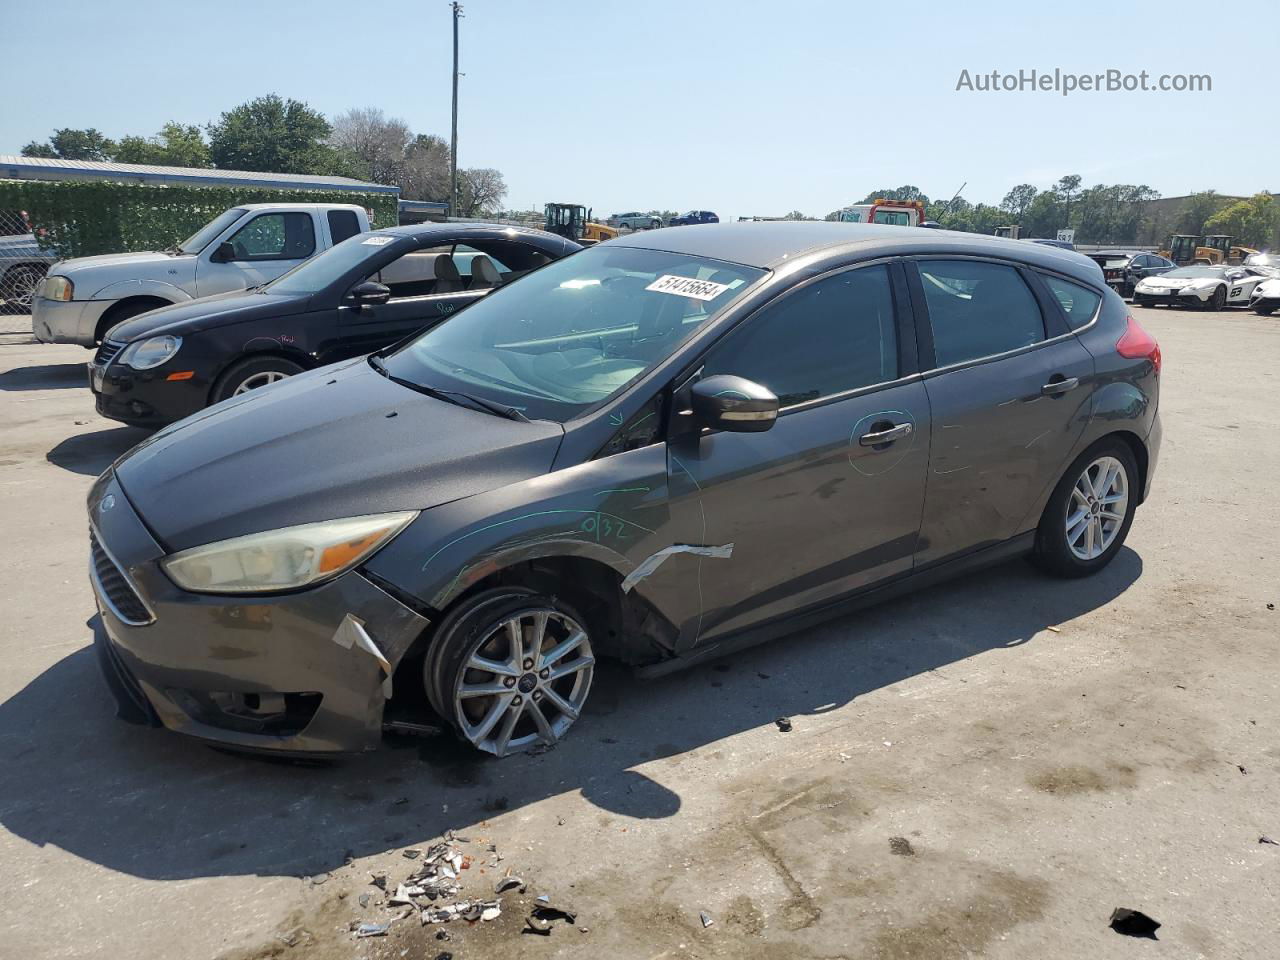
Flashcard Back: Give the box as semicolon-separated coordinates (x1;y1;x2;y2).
775;717;792;732
1109;908;1161;939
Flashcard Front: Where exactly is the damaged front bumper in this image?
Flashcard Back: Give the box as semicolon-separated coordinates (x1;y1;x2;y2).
88;473;430;754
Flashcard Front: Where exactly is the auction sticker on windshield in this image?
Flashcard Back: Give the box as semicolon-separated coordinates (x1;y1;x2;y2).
645;274;731;301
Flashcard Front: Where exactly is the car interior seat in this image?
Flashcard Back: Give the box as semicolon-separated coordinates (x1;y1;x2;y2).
469;255;502;290
433;255;464;294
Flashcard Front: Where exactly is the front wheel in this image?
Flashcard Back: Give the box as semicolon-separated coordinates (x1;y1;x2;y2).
1032;441;1138;578
1206;285;1227;311
424;589;596;757
211;355;304;404
1255;304;1275;316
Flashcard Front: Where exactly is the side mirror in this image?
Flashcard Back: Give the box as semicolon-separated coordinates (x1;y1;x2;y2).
349;280;391;305
210;241;236;263
689;374;779;433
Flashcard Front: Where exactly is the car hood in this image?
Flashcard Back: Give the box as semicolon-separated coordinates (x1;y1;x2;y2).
107;290;307;342
113;357;566;551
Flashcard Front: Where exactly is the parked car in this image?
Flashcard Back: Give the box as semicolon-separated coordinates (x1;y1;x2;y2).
32;203;372;347
1026;238;1075;250
1242;252;1280;276
90;222;1160;758
1086;251;1175;298
667;210;719;226
87;223;579;428
609;212;662;231
1132;264;1269;310
1249;276;1280;315
0;210;56;315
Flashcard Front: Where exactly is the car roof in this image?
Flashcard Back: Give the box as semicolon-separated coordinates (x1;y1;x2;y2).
372;221;582;252
237;202;367;211
609;221;1104;285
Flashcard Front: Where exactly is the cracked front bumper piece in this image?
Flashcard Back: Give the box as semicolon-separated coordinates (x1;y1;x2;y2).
88;473;430;754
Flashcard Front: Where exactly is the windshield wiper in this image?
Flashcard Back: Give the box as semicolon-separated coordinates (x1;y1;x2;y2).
367;355;529;421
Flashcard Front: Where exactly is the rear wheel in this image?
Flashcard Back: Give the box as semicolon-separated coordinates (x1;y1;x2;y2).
424;588;596;757
211;356;304;403
0;265;45;315
1032;440;1138;578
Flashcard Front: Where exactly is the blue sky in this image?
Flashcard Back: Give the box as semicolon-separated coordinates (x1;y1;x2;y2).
3;0;1275;219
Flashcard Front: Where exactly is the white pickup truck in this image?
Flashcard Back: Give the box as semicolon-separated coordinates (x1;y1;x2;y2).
32;202;371;347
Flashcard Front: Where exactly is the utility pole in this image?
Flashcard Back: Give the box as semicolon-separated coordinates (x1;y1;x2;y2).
450;2;463;217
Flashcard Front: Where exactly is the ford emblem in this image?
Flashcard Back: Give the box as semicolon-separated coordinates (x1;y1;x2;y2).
99;494;115;514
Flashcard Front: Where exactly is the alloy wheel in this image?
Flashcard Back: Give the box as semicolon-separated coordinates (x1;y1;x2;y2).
452;608;594;757
1065;455;1128;561
232;370;291;395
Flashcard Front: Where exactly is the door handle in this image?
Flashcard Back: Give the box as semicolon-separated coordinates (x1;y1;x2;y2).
1041;376;1079;397
859;422;913;447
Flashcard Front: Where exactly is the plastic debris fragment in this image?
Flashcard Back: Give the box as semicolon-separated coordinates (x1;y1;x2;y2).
700;911;714;928
355;922;390;938
495;876;525;894
775;717;792;733
1109;908;1161;939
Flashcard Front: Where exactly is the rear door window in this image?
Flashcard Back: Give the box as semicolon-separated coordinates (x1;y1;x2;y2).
1041;275;1102;330
327;209;362;244
701;264;898;407
916;260;1045;367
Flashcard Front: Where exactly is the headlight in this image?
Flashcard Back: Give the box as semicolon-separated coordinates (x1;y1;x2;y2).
118;335;181;370
162;512;418;594
43;275;73;301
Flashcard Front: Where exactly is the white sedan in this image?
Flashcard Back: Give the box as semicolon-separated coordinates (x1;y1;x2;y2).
1133;265;1270;311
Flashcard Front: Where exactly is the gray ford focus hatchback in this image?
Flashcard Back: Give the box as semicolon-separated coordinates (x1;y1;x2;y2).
90;222;1161;757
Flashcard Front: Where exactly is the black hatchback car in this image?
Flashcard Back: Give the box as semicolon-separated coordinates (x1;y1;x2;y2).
90;222;1161;758
88;223;581;427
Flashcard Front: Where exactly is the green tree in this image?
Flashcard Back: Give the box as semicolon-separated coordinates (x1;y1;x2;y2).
1021;192;1063;238
21;127;115;160
859;185;929;204
1204;193;1279;248
1175;190;1237;237
113;122;211;167
1000;184;1038;220
207;94;333;173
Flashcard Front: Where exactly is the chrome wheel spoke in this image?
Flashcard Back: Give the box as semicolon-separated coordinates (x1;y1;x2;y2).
1066;455;1129;562
548;654;594;683
526;699;556;741
465;693;512;742
467;653;519;677
541;686;580;720
539;629;586;669
459;680;510;699
492;700;524;756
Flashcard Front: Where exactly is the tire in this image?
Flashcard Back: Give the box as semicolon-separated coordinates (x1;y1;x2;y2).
424;587;596;757
1206;285;1226;311
210;355;304;403
1132;295;1152;309
1255;304;1275;316
0;265;45;315
1032;439;1139;579
96;299;169;344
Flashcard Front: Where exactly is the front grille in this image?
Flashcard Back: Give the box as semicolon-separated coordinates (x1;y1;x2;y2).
90;529;152;625
94;339;125;366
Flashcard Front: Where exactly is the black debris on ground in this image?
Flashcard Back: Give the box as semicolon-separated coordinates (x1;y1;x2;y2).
775;717;792;733
1109;908;1161;939
889;836;915;857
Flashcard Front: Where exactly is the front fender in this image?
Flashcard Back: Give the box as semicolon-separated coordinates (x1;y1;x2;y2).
88;277;194;303
364;443;702;637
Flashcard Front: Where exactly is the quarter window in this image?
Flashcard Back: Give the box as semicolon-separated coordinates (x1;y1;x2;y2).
701;264;899;407
327;210;361;244
1042;275;1101;330
227;212;316;261
917;260;1044;367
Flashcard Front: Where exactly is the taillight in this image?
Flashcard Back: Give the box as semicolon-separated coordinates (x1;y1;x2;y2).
1116;315;1161;374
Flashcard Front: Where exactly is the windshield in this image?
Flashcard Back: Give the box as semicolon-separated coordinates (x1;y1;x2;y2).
267;232;405;295
178;208;247;254
1244;254;1280;267
384;246;765;422
1165;266;1223;279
